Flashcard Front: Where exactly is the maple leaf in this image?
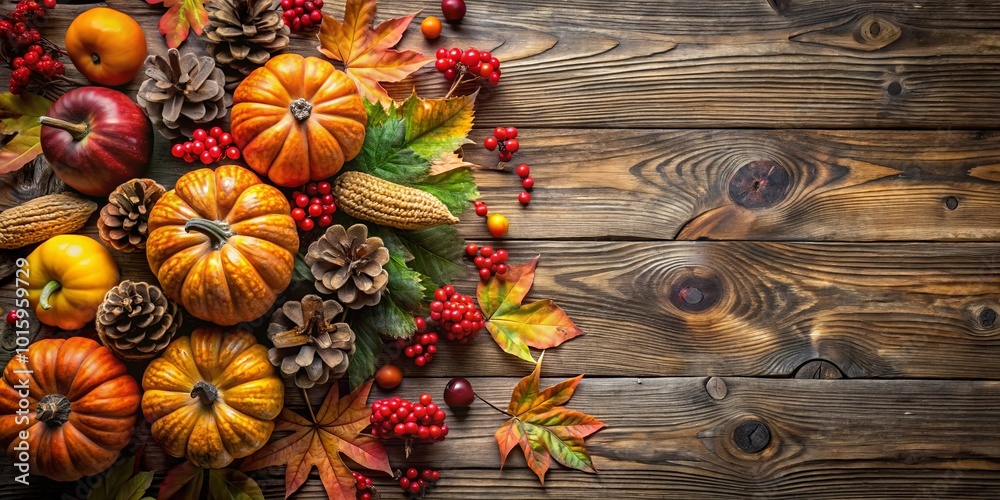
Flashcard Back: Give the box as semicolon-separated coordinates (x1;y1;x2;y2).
0;92;52;174
158;462;263;500
496;354;605;484
241;381;391;499
147;0;209;49
477;257;585;362
317;0;433;105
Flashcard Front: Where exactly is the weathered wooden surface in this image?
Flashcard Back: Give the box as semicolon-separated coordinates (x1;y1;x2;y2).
2;0;1000;497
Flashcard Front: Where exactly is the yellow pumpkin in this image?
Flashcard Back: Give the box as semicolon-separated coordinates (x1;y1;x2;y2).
141;327;284;468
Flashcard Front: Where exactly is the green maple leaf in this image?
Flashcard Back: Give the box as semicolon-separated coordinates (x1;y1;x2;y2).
408;167;479;215
347;319;383;388
0;92;52;174
394;225;468;287
87;456;154;500
477;257;585;363
496;355;605;484
147;0;209;49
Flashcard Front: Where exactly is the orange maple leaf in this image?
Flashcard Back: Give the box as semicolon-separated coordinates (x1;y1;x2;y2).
496;354;605;484
241;381;391;499
317;0;433;105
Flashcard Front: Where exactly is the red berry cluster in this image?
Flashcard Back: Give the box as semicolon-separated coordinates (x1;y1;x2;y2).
434;47;501;86
2;0;63;94
484;126;519;162
396;317;439;367
515;163;533;205
465;244;508;281
351;471;376;500
370;394;449;442
399;467;441;498
170;127;241;165
429;284;483;343
289;181;336;231
280;0;323;32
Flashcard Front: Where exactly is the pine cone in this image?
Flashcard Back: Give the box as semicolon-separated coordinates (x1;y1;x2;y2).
98;178;166;253
96;281;182;361
305;224;390;309
136;48;232;140
267;295;355;388
205;0;290;75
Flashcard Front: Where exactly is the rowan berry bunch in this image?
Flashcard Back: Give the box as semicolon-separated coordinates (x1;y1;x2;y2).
370;394;449;442
289;181;337;231
280;0;323;32
398;467;441;498
483;126;519;162
1;0;66;94
351;471;377;500
435;47;501;86
429;284;484;343
465;244;508;281
170;127;241;165
396;317;439;367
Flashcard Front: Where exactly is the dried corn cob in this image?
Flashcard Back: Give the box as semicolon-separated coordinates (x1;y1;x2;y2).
0;193;97;249
334;171;459;230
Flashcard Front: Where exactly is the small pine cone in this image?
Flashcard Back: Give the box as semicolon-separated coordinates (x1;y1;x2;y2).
205;0;290;75
96;281;182;361
136;48;232;140
267;295;355;388
98;179;166;253
305;223;390;309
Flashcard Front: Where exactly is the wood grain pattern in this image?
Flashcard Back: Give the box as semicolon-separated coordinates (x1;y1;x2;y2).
6;239;1000;379
4;377;1000;498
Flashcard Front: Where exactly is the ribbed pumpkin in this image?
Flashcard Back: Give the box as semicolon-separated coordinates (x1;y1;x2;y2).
231;53;367;187
145;164;299;325
141;327;284;469
0;337;140;481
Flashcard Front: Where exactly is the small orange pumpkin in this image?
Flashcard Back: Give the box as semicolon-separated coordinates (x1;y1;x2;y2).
141;327;284;469
231;53;367;187
146;164;299;325
0;337;140;481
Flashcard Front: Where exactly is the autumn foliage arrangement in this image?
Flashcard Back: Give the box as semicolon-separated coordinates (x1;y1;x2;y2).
0;0;603;497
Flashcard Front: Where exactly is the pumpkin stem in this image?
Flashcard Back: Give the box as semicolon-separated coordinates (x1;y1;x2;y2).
184;218;233;250
39;280;61;310
39;116;89;142
289;98;313;121
191;381;219;406
36;394;71;427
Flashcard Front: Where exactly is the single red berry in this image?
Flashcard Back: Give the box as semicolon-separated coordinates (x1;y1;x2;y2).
318;214;333;227
518;191;531;205
308;204;323;217
290;208;306;221
6;310;18;326
479;62;494;77
522;176;534;189
208;145;222;159
322;204;337;215
506;138;520;153
496;263;508;274
436;47;448;59
474;204;488;217
219;133;233;146
441;0;466;22
498;150;513;162
317;181;331;194
480;51;492;63
199;151;213;164
192;129;207;142
407;468;419;479
294;194;309;208
298;218;314;231
465;243;478;256
306;183;319;196
210;126;223;138
505;127;518;138
399;477;410;490
191;141;205;155
493;249;508;261
444;377;475;408
448;47;462;60
420;393;432;406
410;482;422;494
480;245;493;257
479;267;491;280
516;163;530;177
484;136;498;151
171;144;185;158
226;147;240;160
473;255;485;268
493;126;507;140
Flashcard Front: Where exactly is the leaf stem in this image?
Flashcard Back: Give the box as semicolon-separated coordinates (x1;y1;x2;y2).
302;388;318;423
476;392;516;418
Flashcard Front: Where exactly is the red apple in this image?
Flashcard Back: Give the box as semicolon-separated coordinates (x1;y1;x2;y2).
40;86;153;196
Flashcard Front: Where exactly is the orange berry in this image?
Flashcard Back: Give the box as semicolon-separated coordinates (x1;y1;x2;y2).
421;16;442;39
375;364;403;389
486;213;509;238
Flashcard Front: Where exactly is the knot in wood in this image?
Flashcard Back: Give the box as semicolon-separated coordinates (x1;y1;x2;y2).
732;420;771;454
728;160;790;209
670;273;720;312
979;308;997;328
706;377;727;400
857;14;901;50
945;196;959;210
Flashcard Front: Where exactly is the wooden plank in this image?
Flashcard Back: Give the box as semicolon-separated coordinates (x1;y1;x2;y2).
4;377;1000;498
6;240;1000;379
12;1;1000;129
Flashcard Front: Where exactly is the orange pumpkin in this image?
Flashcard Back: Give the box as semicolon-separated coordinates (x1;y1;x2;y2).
231;53;367;187
146;164;299;325
0;337;140;481
141;327;284;469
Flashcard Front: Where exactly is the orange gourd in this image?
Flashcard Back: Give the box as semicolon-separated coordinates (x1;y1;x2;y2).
141;327;284;469
0;337;140;481
231;53;367;187
145;164;299;325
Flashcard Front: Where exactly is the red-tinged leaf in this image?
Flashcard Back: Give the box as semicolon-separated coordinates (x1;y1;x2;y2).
147;0;209;48
317;0;433;105
495;356;605;484
477;257;585;362
159;462;264;500
241;381;391;499
0;92;52;174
